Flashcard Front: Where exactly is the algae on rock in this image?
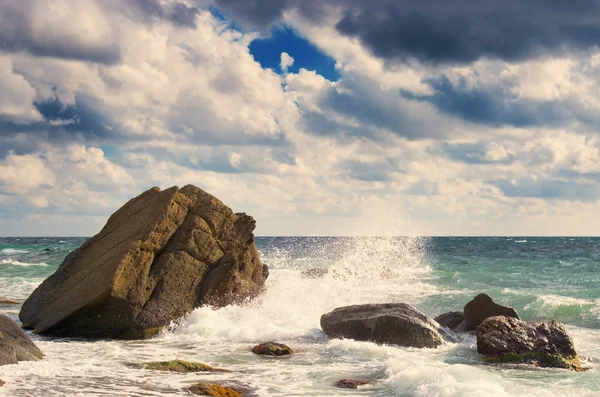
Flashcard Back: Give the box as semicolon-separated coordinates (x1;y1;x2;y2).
143;359;220;372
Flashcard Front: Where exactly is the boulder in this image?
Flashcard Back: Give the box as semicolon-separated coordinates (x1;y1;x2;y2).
434;311;465;330
335;379;371;389
188;382;242;397
252;342;294;356
476;316;583;371
0;314;43;365
20;185;267;339
456;294;518;331
320;303;445;348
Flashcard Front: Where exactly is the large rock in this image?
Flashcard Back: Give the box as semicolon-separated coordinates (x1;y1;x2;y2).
477;316;583;371
456;294;519;332
0;314;43;365
20;185;267;339
320;303;445;348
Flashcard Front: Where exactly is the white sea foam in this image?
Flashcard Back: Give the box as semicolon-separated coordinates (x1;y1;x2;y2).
0;248;29;254
171;233;435;344
0;259;48;267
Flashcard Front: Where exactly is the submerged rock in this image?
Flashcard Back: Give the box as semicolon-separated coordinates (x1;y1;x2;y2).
456;294;519;331
477;316;583;371
20;185;267;339
434;311;465;330
188;382;242;397
252;342;294;356
0;314;43;366
335;379;371;389
320;303;445;348
143;359;220;372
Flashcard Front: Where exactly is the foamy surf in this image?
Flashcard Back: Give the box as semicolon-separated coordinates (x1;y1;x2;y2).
0;259;48;267
0;249;29;254
1;236;600;396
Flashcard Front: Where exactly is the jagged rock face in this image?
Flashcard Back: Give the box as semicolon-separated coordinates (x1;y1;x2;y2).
456;293;519;332
19;185;267;339
0;314;44;366
320;303;446;348
477;316;582;371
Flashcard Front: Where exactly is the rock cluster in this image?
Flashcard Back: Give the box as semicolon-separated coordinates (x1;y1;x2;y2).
320;294;582;371
19;185;267;339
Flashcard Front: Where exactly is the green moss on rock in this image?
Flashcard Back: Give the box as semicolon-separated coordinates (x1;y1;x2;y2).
143;359;218;372
486;352;584;371
188;382;242;397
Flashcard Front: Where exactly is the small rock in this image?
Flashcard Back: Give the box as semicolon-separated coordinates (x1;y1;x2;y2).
188;382;242;397
0;379;4;387
252;342;294;356
434;311;465;330
456;294;519;331
335;379;371;389
477;316;583;371
143;359;221;372
0;300;19;305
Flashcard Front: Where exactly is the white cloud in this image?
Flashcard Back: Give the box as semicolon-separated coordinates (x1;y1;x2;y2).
0;56;43;123
280;51;294;72
3;1;600;236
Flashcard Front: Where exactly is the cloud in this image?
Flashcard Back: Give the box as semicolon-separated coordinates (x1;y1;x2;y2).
213;0;600;64
0;56;43;123
492;178;600;202
0;0;121;64
280;51;294;72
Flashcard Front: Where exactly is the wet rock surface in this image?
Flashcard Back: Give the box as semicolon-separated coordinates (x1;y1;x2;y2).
321;303;446;348
252;342;294;356
477;316;583;371
457;294;519;331
0;314;43;366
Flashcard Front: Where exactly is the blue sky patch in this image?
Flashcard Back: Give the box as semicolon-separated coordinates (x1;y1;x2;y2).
249;26;340;81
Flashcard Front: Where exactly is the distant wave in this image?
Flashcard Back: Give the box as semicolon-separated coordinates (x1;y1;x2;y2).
0;259;48;267
515;239;527;243
0;248;29;254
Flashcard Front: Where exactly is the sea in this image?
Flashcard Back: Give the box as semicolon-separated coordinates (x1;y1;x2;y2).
0;236;599;396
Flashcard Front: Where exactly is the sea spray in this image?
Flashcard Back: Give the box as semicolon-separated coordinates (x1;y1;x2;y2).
169;233;435;343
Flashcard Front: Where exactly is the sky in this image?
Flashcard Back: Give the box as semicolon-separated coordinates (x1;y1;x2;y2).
2;0;600;236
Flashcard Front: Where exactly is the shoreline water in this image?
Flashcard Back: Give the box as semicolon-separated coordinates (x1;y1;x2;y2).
1;236;599;396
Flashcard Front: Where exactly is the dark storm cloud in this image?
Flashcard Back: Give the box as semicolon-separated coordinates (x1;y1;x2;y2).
0;95;119;157
131;0;201;28
213;0;600;64
492;178;600;202
403;76;574;128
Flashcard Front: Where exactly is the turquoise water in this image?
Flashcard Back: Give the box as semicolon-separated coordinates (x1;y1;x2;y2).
0;236;599;396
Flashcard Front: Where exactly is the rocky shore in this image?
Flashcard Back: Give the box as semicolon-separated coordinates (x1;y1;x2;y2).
0;186;587;394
